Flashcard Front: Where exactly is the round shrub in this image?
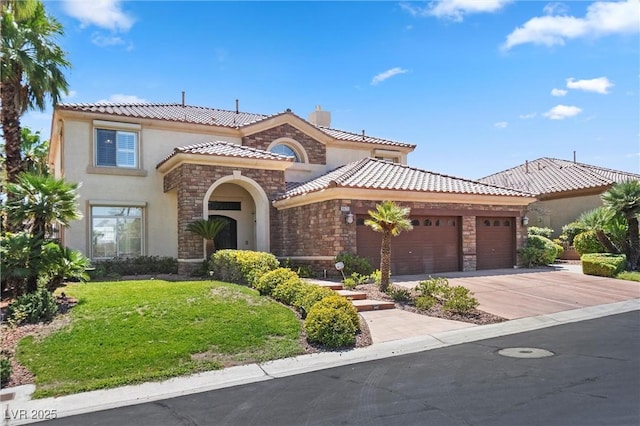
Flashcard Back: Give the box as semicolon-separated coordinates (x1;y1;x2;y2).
7;288;58;325
271;276;306;305
415;295;437;311
519;235;558;267
305;297;359;348
442;286;479;313
574;231;605;256
255;268;299;296
294;285;335;318
527;226;554;239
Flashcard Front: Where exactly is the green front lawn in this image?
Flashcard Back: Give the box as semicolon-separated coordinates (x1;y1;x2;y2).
617;271;640;282
17;280;304;398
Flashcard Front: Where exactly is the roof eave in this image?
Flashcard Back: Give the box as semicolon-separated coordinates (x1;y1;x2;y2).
156;152;293;174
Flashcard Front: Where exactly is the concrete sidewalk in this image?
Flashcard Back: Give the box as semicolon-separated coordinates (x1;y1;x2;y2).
1;268;639;425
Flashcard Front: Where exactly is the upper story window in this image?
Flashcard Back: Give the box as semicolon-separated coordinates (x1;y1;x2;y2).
96;128;138;168
270;143;301;162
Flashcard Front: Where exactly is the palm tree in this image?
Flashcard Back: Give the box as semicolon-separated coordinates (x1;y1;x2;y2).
5;172;81;292
576;207;623;254
187;217;229;259
5;172;81;237
1;0;69;229
601;181;640;270
364;201;413;291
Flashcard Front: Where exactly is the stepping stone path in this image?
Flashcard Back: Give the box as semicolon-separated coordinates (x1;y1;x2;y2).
314;281;395;312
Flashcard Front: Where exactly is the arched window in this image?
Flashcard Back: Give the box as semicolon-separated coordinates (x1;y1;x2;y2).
269;144;301;162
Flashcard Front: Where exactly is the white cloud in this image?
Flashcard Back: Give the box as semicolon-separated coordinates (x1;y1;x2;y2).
519;112;537;119
543;104;582;120
566;77;614;94
371;67;408;85
91;33;125;47
502;0;639;50
543;2;570;16
551;88;568;96
62;90;77;100
97;94;147;104
62;0;134;32
494;121;508;129
400;0;512;22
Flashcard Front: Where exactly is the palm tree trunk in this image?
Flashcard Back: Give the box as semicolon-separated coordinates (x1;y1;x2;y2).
595;230;620;254
1;65;25;232
380;231;392;292
627;216;639;270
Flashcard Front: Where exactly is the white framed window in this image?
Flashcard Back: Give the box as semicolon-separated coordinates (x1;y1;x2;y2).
96;129;138;168
91;206;143;259
270;143;301;162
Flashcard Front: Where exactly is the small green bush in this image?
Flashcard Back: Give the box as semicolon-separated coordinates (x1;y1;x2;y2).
386;285;413;303
528;226;554;239
294;285;335;318
617;271;640;282
560;222;588;246
335;252;373;276
370;269;382;286
573;231;606;256
255;268;299;296
305;296;360;348
0;357;10;387
415;295;437;310
416;276;449;298
211;250;279;286
271;277;306;305
342;277;357;290
443;286;479;313
7;288;58;325
581;253;626;277
519;235;558;267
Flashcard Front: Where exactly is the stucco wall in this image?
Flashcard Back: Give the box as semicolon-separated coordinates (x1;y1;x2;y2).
58;118;240;259
527;194;603;237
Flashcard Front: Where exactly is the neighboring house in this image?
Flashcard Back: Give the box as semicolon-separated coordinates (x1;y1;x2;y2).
48;102;535;276
478;157;640;237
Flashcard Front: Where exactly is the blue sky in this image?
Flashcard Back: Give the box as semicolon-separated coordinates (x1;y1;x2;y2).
24;0;640;178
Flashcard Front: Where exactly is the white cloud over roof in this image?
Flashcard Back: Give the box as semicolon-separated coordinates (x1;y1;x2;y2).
543;104;583;120
566;77;614;94
551;88;568;96
502;0;639;50
97;94;148;104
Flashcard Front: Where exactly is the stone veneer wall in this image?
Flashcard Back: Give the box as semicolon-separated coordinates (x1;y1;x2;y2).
165;163;286;275
275;199;529;275
242;124;326;164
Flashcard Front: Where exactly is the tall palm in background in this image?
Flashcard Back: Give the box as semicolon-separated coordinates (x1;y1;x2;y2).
1;0;69;229
576;207;624;254
602;181;640;270
365;201;413;291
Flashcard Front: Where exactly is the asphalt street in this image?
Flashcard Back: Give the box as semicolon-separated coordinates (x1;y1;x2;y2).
48;311;640;426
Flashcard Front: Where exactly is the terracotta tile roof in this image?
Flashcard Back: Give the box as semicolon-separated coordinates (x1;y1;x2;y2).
58;102;269;127
478;157;640;196
156;141;293;169
279;158;533;200
57;102;413;148
316;126;415;148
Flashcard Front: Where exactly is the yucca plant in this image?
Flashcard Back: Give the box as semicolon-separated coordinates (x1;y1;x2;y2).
186;217;229;258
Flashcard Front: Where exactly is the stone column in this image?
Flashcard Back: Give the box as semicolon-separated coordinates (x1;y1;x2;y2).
462;215;477;271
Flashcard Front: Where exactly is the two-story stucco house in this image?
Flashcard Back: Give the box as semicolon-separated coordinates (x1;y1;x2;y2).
48;102;535;276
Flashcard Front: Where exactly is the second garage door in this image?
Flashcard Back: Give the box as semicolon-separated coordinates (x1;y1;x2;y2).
476;217;516;270
357;216;461;275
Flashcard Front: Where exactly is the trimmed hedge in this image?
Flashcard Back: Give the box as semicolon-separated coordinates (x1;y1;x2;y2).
519;235;559;267
90;256;178;278
294;285;335;318
211;250;279;286
271;277;306;305
255;268;299;296
581;253;626;277
305;295;360;348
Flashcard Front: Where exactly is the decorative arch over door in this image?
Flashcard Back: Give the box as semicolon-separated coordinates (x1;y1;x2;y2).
202;172;270;252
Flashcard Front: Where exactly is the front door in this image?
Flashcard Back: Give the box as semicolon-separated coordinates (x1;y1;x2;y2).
209;215;237;250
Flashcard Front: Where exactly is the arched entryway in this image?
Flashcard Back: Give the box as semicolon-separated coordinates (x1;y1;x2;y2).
202;172;270;252
209;215;238;250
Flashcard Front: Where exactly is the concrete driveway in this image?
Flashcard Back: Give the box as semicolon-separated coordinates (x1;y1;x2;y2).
391;266;640;320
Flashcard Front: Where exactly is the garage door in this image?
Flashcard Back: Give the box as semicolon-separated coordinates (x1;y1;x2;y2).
476;217;515;270
356;216;460;275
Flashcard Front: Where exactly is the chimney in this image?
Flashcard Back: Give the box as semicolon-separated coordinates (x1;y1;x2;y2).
307;105;331;127
181;91;185;107
573;150;576;163
525;160;529;174
235;99;239;114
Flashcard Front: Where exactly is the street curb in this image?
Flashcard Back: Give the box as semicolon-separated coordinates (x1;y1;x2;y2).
2;299;638;425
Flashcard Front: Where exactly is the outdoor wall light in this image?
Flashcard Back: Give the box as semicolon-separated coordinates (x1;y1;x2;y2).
521;216;529;226
345;212;354;224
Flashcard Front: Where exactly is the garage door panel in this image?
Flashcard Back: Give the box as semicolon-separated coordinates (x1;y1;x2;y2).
357;215;460;275
476;217;515;270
